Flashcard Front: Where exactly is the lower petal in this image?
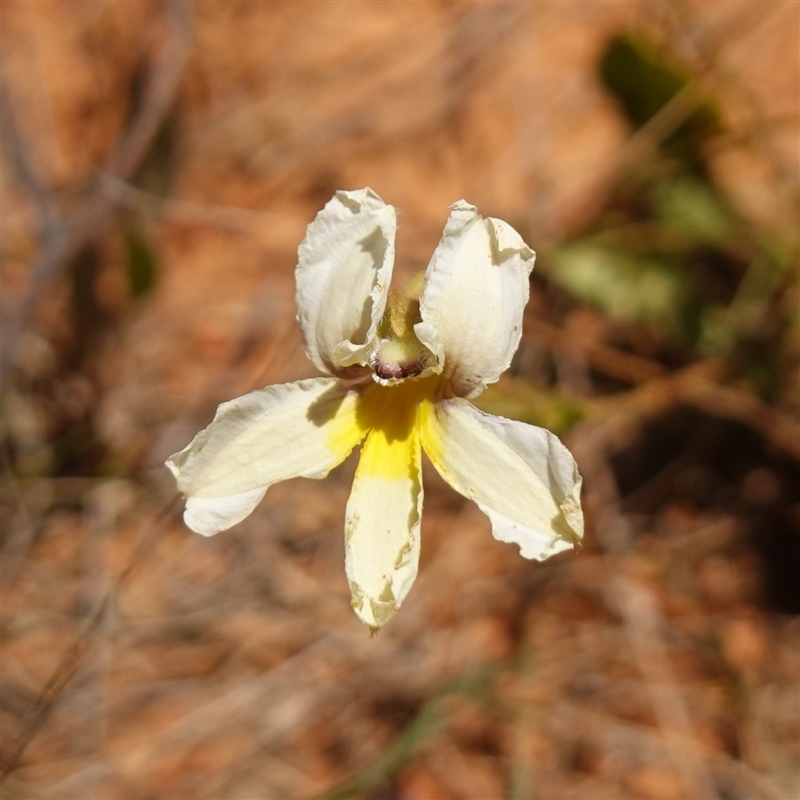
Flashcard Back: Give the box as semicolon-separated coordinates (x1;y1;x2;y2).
166;377;365;535
420;398;583;560
345;421;422;630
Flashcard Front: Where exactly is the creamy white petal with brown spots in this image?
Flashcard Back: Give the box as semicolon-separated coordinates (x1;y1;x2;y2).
167;378;363;535
420;398;583;560
415;201;535;398
296;188;396;376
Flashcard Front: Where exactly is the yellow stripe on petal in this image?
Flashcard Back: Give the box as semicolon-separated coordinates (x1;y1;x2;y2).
345;427;422;630
344;380;436;629
353;377;439;479
167;378;365;535
420;398;583;561
323;392;369;458
357;421;416;480
417;399;444;471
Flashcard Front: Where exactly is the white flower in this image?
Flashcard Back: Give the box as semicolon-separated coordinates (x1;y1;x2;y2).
167;188;584;630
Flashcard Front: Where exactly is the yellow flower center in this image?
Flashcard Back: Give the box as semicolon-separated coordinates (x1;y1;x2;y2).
354;376;441;479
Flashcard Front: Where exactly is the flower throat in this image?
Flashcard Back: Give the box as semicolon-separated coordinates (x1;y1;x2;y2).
368;294;434;386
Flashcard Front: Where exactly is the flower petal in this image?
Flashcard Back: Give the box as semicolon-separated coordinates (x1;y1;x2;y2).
415;201;535;398
420;399;583;560
166;377;365;536
344;417;422;630
184;488;267;537
296;188;397;376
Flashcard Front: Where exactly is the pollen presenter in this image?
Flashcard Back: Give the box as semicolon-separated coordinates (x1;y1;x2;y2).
167;188;584;630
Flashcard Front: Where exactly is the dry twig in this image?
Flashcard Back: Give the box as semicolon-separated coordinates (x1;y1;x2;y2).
529;318;800;461
572;423;721;799
0;0;192;383
0;497;178;783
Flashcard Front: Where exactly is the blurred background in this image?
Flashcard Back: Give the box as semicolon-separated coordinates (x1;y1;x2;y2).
1;2;798;798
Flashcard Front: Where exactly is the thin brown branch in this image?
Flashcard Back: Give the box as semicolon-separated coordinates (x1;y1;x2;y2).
531;319;800;461
558;78;710;235
0;81;65;248
0;0;191;383
589;360;800;462
0;496;179;783
526;316;667;385
573;422;720;799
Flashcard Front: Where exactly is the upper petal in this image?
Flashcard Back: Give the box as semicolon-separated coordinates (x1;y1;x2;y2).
166;377;365;535
420;398;583;560
415;201;535;398
296;188;397;376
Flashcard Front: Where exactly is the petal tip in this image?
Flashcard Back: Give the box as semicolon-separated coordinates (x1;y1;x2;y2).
351;593;400;630
165;456;180;482
182;486;269;537
335;186;384;207
449;198;477;213
487;217;536;268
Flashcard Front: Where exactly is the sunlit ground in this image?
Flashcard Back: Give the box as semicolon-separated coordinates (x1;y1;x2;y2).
1;2;798;798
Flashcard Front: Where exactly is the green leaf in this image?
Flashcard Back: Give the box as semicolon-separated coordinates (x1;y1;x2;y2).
547;244;687;333
598;34;719;159
124;228;159;298
654;176;733;245
474;379;585;435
